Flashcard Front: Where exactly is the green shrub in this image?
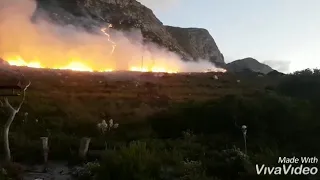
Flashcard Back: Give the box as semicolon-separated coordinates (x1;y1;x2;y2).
94;141;183;180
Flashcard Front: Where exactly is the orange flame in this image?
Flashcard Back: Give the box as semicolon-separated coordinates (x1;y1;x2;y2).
56;62;93;72
7;56;42;68
1;23;224;74
4;56;178;73
4;55;225;74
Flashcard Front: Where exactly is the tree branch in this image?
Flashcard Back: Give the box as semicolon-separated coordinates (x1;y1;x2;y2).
2;81;31;113
4;97;15;113
0;99;5;114
16;81;31;111
2;80;31;162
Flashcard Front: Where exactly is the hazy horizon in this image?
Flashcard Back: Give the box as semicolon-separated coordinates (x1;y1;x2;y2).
137;0;320;73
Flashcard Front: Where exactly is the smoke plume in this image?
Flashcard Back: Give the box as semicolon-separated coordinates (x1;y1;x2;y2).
263;60;291;73
0;0;222;73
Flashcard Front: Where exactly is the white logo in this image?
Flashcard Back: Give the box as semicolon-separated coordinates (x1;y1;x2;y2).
256;157;318;175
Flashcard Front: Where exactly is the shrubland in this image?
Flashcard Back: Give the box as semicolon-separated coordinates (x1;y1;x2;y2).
0;68;319;179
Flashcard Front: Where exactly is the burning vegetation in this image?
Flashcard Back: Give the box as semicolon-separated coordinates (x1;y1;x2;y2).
0;0;226;74
2;24;178;73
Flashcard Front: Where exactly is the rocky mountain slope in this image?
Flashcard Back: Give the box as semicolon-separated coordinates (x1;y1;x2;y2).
267;70;285;76
226;57;274;74
35;0;225;65
166;26;225;66
0;58;9;66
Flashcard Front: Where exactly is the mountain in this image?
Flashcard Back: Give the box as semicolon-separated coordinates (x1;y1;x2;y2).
267;70;285;76
35;0;224;65
226;57;274;74
165;26;225;66
0;58;9;66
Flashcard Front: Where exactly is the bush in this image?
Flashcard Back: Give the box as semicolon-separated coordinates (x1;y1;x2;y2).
149;93;320;156
75;140;216;180
93;141;183;180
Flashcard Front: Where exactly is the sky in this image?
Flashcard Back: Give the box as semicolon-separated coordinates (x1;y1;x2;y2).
137;0;320;73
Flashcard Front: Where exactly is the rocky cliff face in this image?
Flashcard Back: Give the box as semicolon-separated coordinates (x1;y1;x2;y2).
226;57;273;74
35;0;224;65
166;26;225;66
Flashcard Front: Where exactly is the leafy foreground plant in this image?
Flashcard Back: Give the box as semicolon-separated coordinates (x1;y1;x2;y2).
73;141;215;180
0;168;9;180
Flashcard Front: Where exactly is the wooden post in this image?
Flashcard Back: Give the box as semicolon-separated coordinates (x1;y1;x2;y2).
79;137;91;160
40;137;49;164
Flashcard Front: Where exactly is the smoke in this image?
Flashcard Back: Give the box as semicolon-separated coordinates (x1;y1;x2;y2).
263;60;291;73
0;0;222;73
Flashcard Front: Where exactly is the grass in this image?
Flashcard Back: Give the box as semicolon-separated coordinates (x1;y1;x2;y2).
2;66;311;179
1;67;259;123
0;67;263;154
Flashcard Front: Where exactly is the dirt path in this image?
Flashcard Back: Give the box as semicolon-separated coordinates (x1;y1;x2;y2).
22;162;73;180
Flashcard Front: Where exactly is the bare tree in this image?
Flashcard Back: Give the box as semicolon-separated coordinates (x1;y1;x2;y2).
0;81;31;162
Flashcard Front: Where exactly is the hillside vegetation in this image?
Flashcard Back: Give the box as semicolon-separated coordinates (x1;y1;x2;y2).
0;67;319;180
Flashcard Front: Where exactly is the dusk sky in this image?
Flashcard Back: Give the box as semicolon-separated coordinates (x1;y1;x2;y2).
137;0;320;73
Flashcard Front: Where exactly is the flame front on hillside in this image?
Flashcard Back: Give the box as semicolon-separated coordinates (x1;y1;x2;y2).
0;0;225;74
3;24;178;73
4;55;179;73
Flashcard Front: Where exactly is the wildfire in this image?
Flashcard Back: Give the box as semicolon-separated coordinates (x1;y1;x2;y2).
57;62;93;72
130;66;177;73
5;56;114;72
100;69;113;72
7;56;42;69
1;23;225;74
2;24;119;73
3;55;226;74
4;56;178;73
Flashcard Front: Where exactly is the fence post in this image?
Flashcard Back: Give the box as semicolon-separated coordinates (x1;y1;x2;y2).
40;137;49;168
79;137;91;160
